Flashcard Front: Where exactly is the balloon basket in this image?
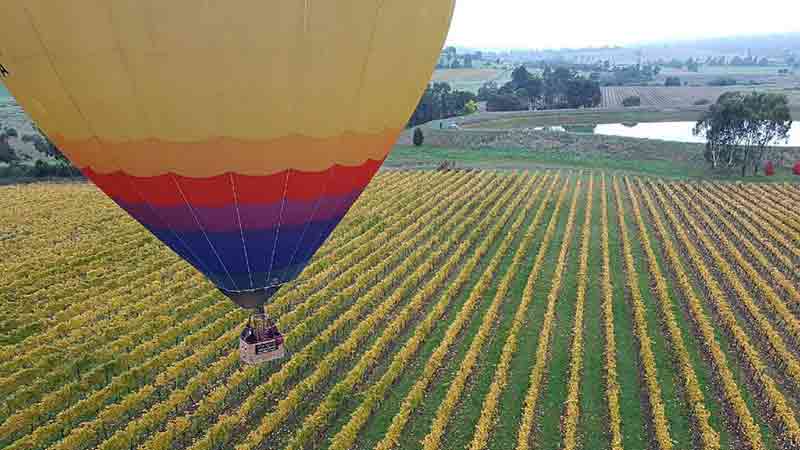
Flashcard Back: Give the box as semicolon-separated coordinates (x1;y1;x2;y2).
239;312;285;365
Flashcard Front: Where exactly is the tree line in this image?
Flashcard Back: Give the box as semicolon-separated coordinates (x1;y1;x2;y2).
694;91;793;176
478;66;601;112
407;82;478;128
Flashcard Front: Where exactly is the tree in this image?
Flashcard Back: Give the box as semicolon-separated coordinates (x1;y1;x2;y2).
486;93;527;112
665;76;681;87
407;82;478;127
413;128;424;147
507;65;544;108
694;91;792;176
740;92;792;175
477;81;499;101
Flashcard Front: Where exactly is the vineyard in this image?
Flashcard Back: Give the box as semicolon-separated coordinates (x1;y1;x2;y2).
600;86;738;108
2;170;800;450
601;85;800;110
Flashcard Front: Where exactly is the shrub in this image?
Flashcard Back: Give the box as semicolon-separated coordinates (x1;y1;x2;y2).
793;162;800;175
413;128;424;147
764;161;775;176
622;96;641;107
665;76;682;87
4;127;18;138
693;98;711;106
462;100;479;115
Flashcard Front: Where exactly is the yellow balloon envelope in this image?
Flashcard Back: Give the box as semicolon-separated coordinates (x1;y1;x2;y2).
0;0;454;307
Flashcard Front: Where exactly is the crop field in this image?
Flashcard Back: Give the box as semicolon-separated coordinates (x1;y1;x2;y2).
658;67;800;87
600;86;736;108
601;85;800;109
2;171;800;450
431;68;512;93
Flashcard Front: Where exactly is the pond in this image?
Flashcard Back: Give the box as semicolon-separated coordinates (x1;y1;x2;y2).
592;121;800;147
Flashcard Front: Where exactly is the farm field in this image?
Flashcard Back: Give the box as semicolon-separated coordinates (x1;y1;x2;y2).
657;66;800;87
600;85;800;109
431;68;512;93
2;171;800;450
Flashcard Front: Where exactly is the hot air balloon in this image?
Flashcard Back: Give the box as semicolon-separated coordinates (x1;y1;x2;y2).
0;0;455;364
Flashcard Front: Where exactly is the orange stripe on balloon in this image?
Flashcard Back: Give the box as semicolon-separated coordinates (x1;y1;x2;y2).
51;129;400;177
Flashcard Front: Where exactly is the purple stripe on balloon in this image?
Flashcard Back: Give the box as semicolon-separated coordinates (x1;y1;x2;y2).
114;189;362;233
147;215;345;291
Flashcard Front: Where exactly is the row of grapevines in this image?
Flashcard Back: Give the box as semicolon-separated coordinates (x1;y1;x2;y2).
0;274;215;416
0;295;237;449
659;181;800;389
635;179;766;450
559;176;594;450
516;179;583;450
1;231;146;297
373;175;564;450
668;182;800;346
0;185;121;248
274;176;499;352
0;263;200;384
0;247;184;359
775;183;800;204
420;169;542;447
692;186;795;282
745;184;800;232
611;177;673;450
273;172;480;328
680;183;800;306
697;183;800;275
332;174;558;450
50;322;245;450
459;174;567;450
0;205;134;268
140;172;510;450
294;174;547;450
265;171;466;317
752;184;800;224
645;180;800;448
600;175;624;450
0;264;199;380
267;174;545;450
624;178;719;450
715;183;800;245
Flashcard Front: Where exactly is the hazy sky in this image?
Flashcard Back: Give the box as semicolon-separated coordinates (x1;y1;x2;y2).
445;0;800;49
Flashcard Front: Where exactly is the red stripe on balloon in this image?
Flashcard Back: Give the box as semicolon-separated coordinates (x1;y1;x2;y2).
82;158;383;208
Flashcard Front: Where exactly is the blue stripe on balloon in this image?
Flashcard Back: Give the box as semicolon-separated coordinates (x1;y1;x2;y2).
145;216;345;291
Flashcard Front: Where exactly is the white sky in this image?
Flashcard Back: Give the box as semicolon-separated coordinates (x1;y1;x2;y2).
445;0;800;50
